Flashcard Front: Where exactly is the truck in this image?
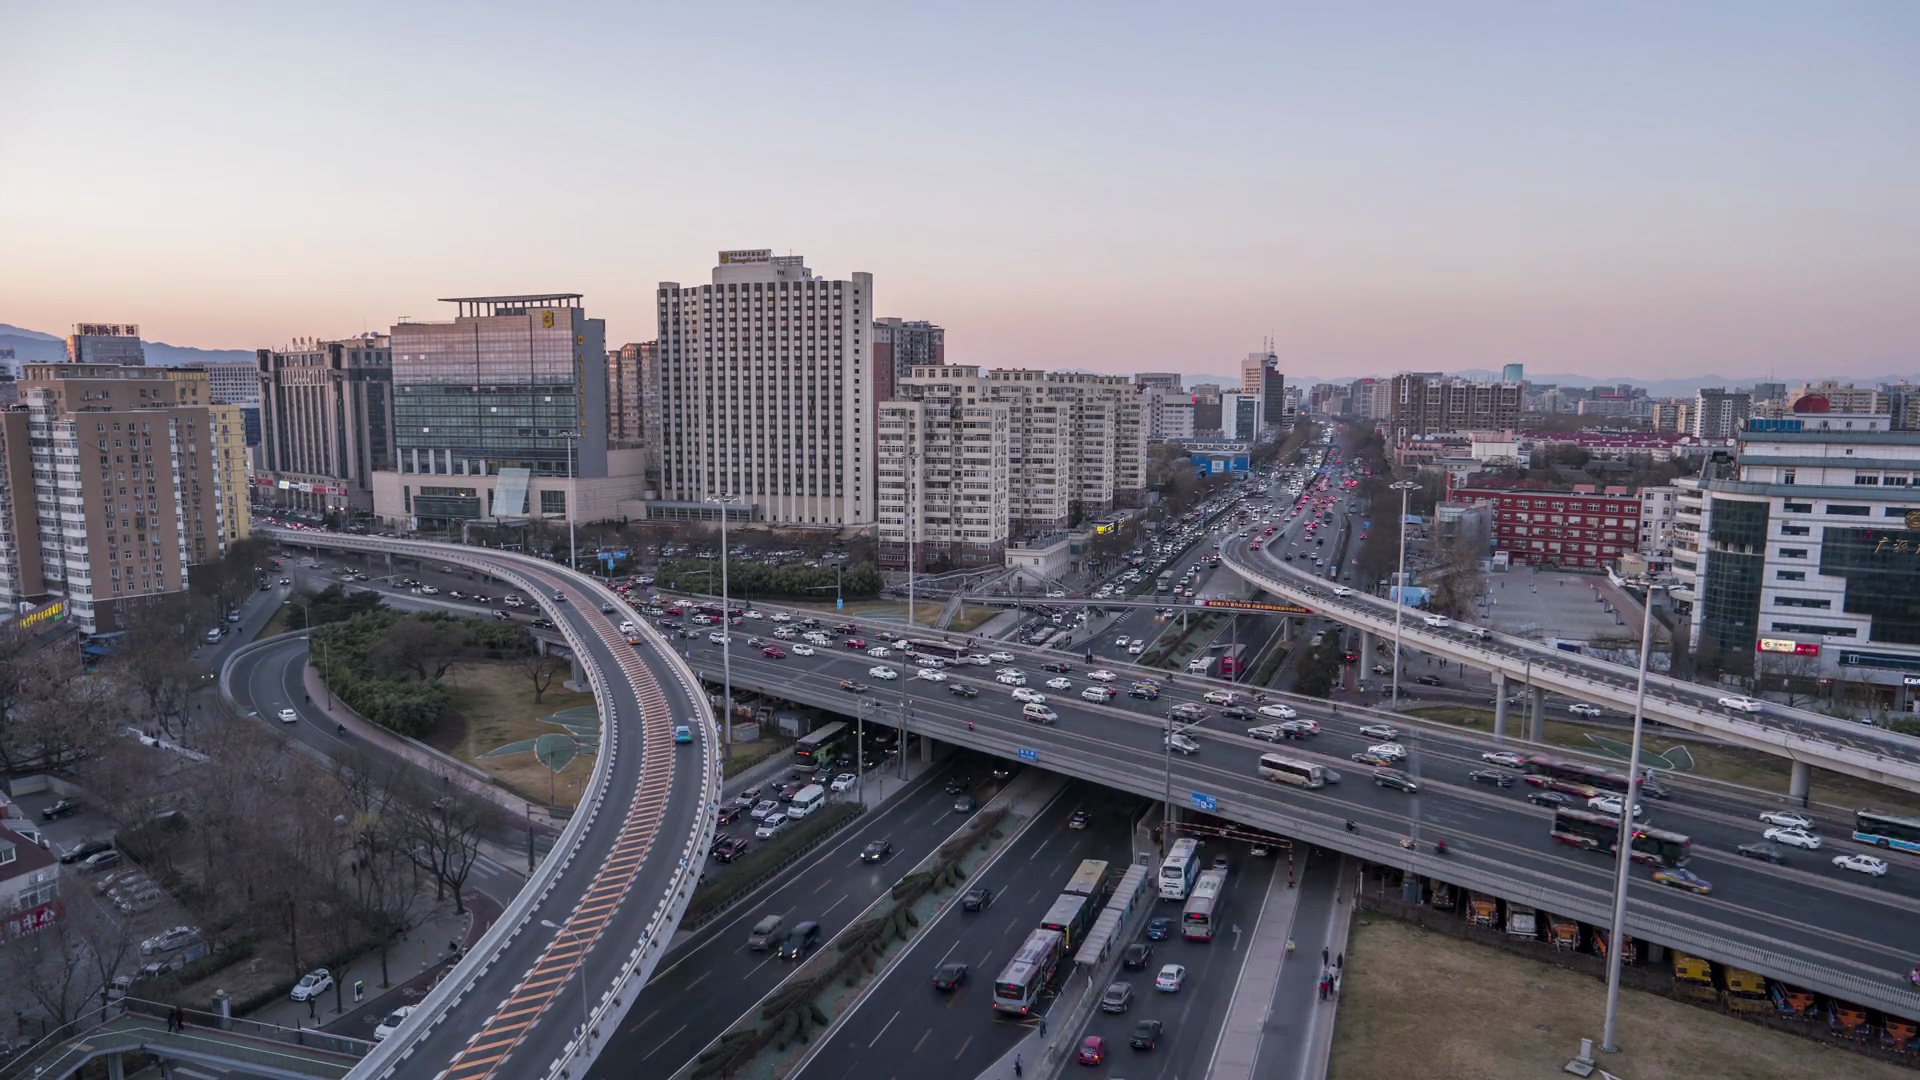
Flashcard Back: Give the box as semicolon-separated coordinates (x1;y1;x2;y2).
1503;903;1537;940
1186;654;1215;676
1671;952;1717;1002
1547;914;1579;951
1428;882;1455;911
1771;982;1817;1020
1722;967;1773;1014
1466;893;1497;928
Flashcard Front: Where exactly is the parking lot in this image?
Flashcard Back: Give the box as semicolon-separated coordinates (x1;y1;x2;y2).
1479;566;1657;644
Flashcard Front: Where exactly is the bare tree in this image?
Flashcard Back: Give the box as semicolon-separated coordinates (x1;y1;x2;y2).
517;651;567;705
331;748;432;987
1753;650;1822;707
0;911;97;1029
374;618;466;684
69;897;142;1012
397;774;496;916
1428;537;1486;621
116;600;200;741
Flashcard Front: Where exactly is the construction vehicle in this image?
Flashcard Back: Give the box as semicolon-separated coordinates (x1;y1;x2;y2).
1505;903;1537;940
1722;967;1773;1014
1547;913;1578;951
1829;999;1872;1040
1591;928;1636;966
1466;892;1498;928
1881;1016;1917;1052
1429;881;1455;911
1770;982;1816;1020
1671;953;1717;1003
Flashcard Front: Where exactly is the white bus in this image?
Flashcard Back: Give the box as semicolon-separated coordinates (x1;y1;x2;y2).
1182;868;1228;941
992;928;1064;1015
1258;753;1341;790
1159;837;1201;900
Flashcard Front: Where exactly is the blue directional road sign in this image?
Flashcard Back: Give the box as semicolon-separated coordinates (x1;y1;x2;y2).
1190;792;1218;813
1017;748;1039;762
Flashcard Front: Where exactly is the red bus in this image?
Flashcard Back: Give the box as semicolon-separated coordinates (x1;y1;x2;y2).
1523;755;1632;796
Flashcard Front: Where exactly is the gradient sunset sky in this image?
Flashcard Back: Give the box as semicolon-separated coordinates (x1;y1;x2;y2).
5;2;1916;380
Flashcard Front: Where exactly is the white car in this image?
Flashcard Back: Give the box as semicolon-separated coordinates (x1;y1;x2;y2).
743;610;763;620
1155;963;1187;991
1717;696;1764;712
1832;854;1889;877
1012;688;1048;705
964;654;993;666
277;708;298;724
1481;750;1525;768
1422;614;1451;628
290;968;334;1002
1165;733;1199;755
140;926;199;956
1358;723;1399;740
1081;686;1114;702
770;613;791;623
708;632;729;645
748;799;780;821
1128;642;1146;655
1366;742;1407;761
1568;703;1603;717
1257;703;1297;720
1088;669;1118;682
996;672;1027;686
1758;810;1813;830
989;652;1016;663
830;773;857;792
791;643;816;656
618;621;637;635
1046;677;1073;690
374;1004;417;1040
868;666;898;681
1114;635;1131;647
1331;586;1354;597
1203;690;1237;705
1246;724;1285;742
916;668;947;682
755;815;792;840
867;646;892;658
1587;795;1643;819
1763;826;1821;850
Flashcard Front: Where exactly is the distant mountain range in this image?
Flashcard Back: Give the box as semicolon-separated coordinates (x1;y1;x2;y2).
1183;369;1920;398
0;324;253;368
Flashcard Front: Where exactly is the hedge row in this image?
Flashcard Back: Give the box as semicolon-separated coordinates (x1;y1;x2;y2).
683;802;864;928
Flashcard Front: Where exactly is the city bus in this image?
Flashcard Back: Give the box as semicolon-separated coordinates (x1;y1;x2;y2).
1038;893;1093;949
1064;859;1111;906
1182;868;1228;941
1549;807;1691;867
992;928;1064;1015
1257;754;1341;789
905;639;969;661
1523;755;1633;796
1853;810;1920;854
1159;838;1201;900
792;722;849;768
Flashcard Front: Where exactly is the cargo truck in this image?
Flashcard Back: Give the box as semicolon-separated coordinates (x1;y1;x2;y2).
1671;953;1717;1002
1504;903;1537;940
1466;893;1498;928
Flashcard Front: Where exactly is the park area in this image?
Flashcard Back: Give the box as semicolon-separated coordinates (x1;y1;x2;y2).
1331;917;1910;1080
424;662;598;808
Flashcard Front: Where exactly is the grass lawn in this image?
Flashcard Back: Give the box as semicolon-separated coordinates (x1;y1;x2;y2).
426;662;598;808
722;737;781;778
1406;705;1920;816
255;602;296;640
1332;917;1909;1080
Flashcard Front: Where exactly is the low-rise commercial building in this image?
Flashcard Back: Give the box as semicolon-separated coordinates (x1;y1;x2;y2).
1450;482;1644;571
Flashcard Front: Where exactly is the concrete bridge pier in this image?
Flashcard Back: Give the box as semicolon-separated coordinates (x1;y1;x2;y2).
107;1052;125;1080
1789;760;1812;808
921;732;934;764
1360;630;1375;668
571;652;585;686
1492;672;1509;740
1529;685;1546;743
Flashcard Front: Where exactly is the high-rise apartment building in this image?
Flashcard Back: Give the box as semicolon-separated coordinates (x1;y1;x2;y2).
987;372;1072;537
1388;373;1522;441
257;334;395;516
1651;400;1693;434
65;323;145;366
1262;365;1286;426
655;251;876;527
187;359;264;451
375;295;617;530
1134;372;1181;392
987;369;1147;524
1691;387;1752;439
1788;381;1884;415
607;341;652;449
873;318;944;396
0;364;235;632
1241;353;1269;396
1748;381;1787;405
876;365;1010;569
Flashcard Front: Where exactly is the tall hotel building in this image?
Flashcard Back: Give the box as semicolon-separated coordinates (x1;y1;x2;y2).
876;365;1010;569
373;295;625;530
654;250;876;527
257;334;396;516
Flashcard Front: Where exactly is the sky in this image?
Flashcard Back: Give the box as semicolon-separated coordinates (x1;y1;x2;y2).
4;2;1918;381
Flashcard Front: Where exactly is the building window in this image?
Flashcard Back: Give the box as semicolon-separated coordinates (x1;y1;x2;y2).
1776;570;1806;582
1769;622;1855;638
541;490;567;515
1783;501;1812;513
1773;596;1831;609
1780;525;1810;536
1779;548;1808;559
1826;504;1871;516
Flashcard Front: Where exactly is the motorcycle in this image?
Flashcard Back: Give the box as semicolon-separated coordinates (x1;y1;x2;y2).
1434;840;1450;856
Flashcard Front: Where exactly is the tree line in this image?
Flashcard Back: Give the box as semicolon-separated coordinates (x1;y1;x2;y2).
310;610;533;736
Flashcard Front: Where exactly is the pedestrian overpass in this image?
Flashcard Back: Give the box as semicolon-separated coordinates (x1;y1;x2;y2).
0;1000;370;1080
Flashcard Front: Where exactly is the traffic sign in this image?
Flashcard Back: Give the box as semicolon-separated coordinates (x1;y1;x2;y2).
1017;748;1039;762
1190;792;1218;813
836;597;844;610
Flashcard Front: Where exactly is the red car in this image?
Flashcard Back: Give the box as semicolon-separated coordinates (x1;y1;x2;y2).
1078;1036;1105;1065
761;646;787;659
665;606;684;616
844;638;865;649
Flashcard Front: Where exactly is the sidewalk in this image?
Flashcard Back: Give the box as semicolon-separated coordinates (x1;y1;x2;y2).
1250;851;1355;1080
1207;856;1309;1080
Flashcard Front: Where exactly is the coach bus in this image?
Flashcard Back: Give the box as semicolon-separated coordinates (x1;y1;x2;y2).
1182;868;1228;941
1549;807;1691;867
1159;838;1201;900
793;722;849;768
1257;754;1341;789
1853;810;1920;854
992;929;1064;1015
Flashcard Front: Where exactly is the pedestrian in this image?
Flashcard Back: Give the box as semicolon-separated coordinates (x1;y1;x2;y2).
1015;1054;1024;1077
1322;946;1329;966
1336;951;1344;970
1039;1016;1047;1037
1318;978;1327;1001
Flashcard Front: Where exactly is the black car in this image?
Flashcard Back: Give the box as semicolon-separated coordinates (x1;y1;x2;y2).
861;839;892;863
716;804;744;826
945;778;971;795
1373;768;1418;793
932;962;968;991
711;836;750;862
41;798;81;821
1414;675;1445;687
1067;810;1091;830
1129;1019;1163;1051
1042;662;1072;673
1526;790;1573;808
1122;942;1153;970
1219;706;1254;721
1737;840;1786;864
953;795;977;814
59;839;112;865
949;684;979;699
961;887;994;912
1468;769;1515;789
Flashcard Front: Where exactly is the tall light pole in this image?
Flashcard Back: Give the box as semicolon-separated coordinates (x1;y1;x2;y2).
1388;479;1420;710
905;449;920;632
538;919;592;1051
1600;580;1667;1054
705;494;735;768
563;430;580;573
1161;708;1174;857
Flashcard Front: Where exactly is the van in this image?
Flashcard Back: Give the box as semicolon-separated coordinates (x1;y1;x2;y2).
785;784;827;820
777;920;823;960
747;914;785;951
1187;656;1212;675
1021;703;1058;724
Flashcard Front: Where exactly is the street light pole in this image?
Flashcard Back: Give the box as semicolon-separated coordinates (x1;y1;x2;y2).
539;919;591;1051
706;494;735;769
564;431;579;574
1389;480;1419;710
1161;710;1173;857
1600;581;1665;1053
906;449;919;631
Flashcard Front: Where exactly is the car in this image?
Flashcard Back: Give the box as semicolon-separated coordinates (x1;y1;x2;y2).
40;798;81;821
866;646;891;658
374;1004;418;1041
1155;963;1186;992
708;632;729;645
1122;942;1153;970
1358;724;1400;740
1081;686;1114;702
1717;695;1764;712
673;725;693;744
1366;742;1407;761
716;804;744;826
1046;677;1073;690
1146;917;1172;940
932;962;968;991
1088;669;1117;682
1013;688;1047;705
755;815;792;840
844;638;866;649
1481;750;1525;768
1834;853;1890;876
1129;684;1161;700
791;643;816;656
749;799;780;821
81;849;122;873
743;610;763;620
1043;662;1072;673
1373;768;1418;793
988;652;1015;662
1651;867;1714;895
140;926;200;956
1129;1019;1163;1051
1256;703;1298;720
290;968;334;1002
1568;703;1604;717
1468;768;1515;788
1764;826;1822;850
1527;789;1574;808
711;836;750;862
868;666;898;681
1078;1035;1107;1066
953;795;976;814
996;672;1027;686
552;591;566;602
948;683;979;699
961;886;994;912
1758;810;1814;830
1422;614;1451;627
1068;810;1091;830
830;773;857;792
1331;585;1354;597
1737;840;1786;864
1351;749;1396;767
1202;690;1237;705
758;645;787;660
277;708;299;724
1246;724;1288;742
861;839;893;863
917;668;948;682
1165;733;1199;755
770;612;791;623
838;680;869;693
1414;675;1445;687
1100;981;1134;1013
1587;795;1642;819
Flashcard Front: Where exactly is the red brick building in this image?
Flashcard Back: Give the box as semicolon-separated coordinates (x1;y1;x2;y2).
1451;483;1643;570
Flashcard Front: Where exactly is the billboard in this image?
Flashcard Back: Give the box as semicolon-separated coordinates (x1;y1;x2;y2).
1756;638;1820;656
1191;453;1251;476
1199;598;1314;616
